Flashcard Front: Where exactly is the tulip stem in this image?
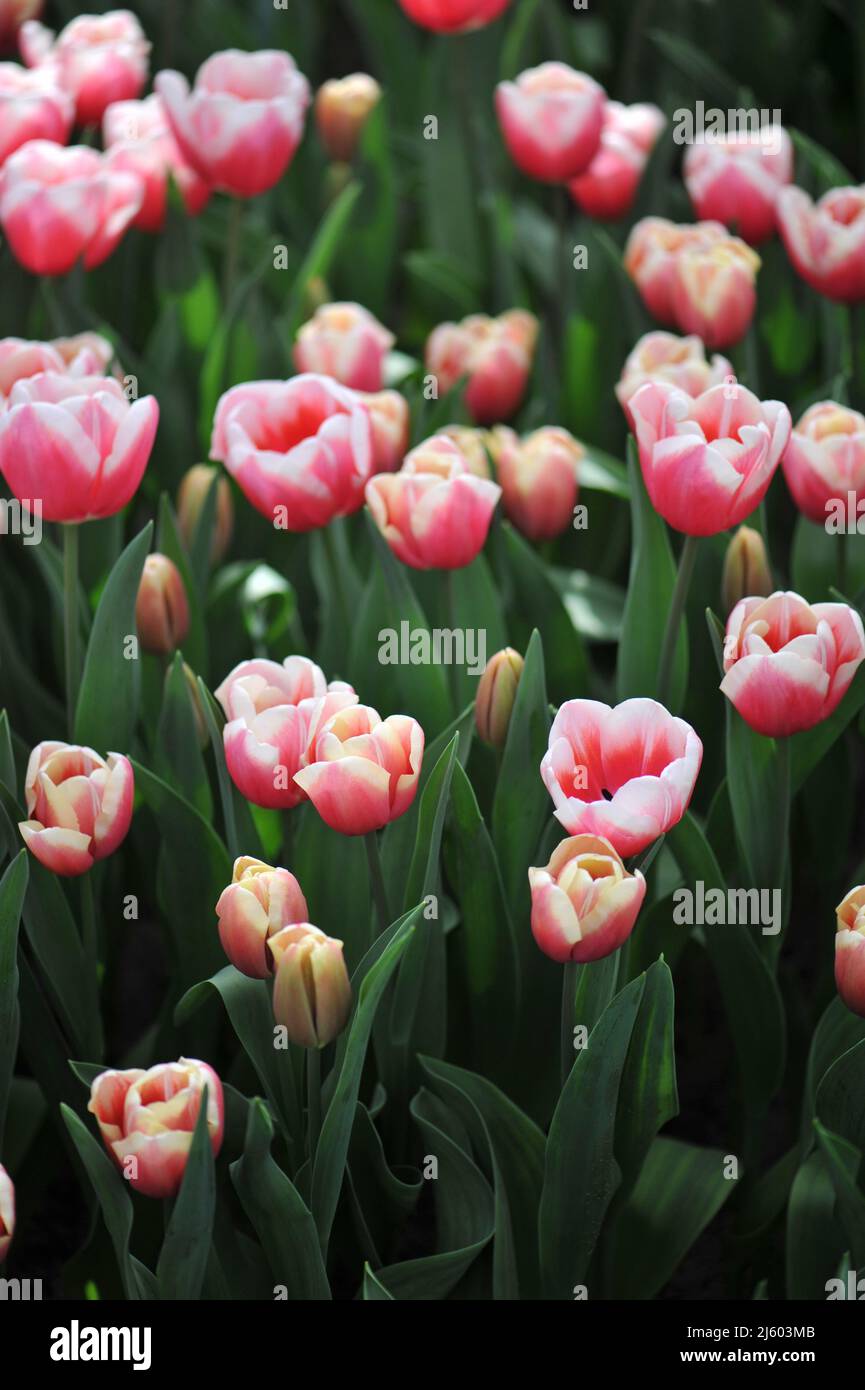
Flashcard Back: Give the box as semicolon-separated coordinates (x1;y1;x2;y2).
81;872;103;1058
656;534;699;709
306;1047;322;1163
63;523;80;738
364;831;391;942
560;960;579;1087
322;523;352;639
222;198;243;309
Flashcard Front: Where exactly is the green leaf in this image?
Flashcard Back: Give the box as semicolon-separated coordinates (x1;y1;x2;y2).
801;997;865;1151
155;654;212;819
786;1150;848;1300
362;1263;395;1300
0;850;27;1146
496;528;589;697
282;180;363;344
816;1037;865;1154
814;1120;865;1270
156;1084;216;1300
157;494;207;676
578;447;630;499
615;959;678;1188
61;1103;148;1301
74;522;152;750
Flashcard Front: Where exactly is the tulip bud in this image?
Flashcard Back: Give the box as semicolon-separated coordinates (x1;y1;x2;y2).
529;834;647;963
475;647;524;747
315;73;381;163
439;424;492;478
176;464;234;565
721;526;773;614
135;553;190;655
835;885;865;1017
216;856;309;979
269;923;352;1048
0;1164;14;1264
176;662;209;749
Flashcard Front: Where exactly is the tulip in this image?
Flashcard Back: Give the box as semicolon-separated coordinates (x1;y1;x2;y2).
20;10;149;127
135;553;190;656
624;217;727;324
0;0;40;52
0;372;158;523
355;389;409;472
683;126;793;245
475;647;523;747
50;331;114;374
721;526;773;614
671;235;761;349
835;886;865;1018
495;62;604;183
628;379;791;537
615;331;733;423
216;855;309;979
88;1059;223;1199
102;94;210;232
569;101;665;220
176;463;234;564
365;433;501;570
777;185;865;303
0;60;72;166
0;1164;13;1263
0;333;111;400
720;591;865;737
294;703;424;836
396;0;512;32
19;741;134;876
176;661;208;750
425;309;538;425
529;834;647;963
781;401;865;525
156;49;310;199
314;73;380;163
215;656;356;810
541;697;702;858
269;923;352;1048
488;424;582;540
0;140;143;275
438;424;491;478
210;374;374;530
294;302;394;392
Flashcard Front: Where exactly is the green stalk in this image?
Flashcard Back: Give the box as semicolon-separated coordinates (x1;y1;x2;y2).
63;523;80;738
560;960;579;1087
656;534;699;708
307;1046;322;1163
364;831;391;944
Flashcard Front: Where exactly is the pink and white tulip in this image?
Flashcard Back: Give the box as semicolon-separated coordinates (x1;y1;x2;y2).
835;885;865;1018
425;309;538;425
777;185;865;303
396;0;511;33
529;834;647;963
156;49;309;199
616;331;733;423
540;697;703;858
20;10;149;127
314;72;380;163
293;703;424;836
0;60;72;165
0;1164;12;1263
216;855;309;979
569;101;665;220
294;302;394;393
0;140;142;274
0;0;40;52
0;332;111;400
488;424;582;541
628;379;791;537
365;433;501;570
19;741;134;876
356;389;410;472
781;401;865;526
683;125;793;245
103;94;209;232
624;217;727;324
721;591;865;737
88;1059;223;1199
210;374;374;530
495;62;605;183
0;372;158;522
670;234;761;348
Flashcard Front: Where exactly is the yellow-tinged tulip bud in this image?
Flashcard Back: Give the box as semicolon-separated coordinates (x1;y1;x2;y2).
721;525;772;615
176;464;234;566
269;923;352;1048
475;647;524;748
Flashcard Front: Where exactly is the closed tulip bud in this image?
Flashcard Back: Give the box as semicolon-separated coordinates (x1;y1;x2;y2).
315;73;381;163
529;834;647;963
439;424;491;478
671;235;761;349
216;855;309;979
721;527;772;615
177;662;208;749
425;309;538;426
176;464;233;565
778;185;865;304
0;1164;13;1264
269;923;352;1048
397;0;512;31
19;741;134;876
355;389;410;472
88;1059;224;1199
294;302;394;393
294;703;424;835
781;402;865;525
135;553;190;655
835;886;865;1017
475;647;523;747
495;62;605;183
489;424;583;540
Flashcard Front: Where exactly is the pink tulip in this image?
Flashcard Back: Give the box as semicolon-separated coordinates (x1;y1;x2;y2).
0;332;111;400
683;126;793;245
270;922;352;1048
88;1059;223;1199
135;553;189;656
156;49;309;199
314;73;380;163
396;0;511;32
777;185;865;303
670;235;761;348
425;309;538;425
540;697;703;858
103;94;209;232
294;302;394;392
0;1164;13;1264
50;330;113;373
294;703;424;836
781;401;865;525
0;0;40;52
19;741;134;876
721;591;865;737
495;62;604;183
616;331;733;424
628;379;791;537
624;217;727;324
0;372;158;522
210;374;374;530
439;424;492;478
835;885;865;1018
529;834;647;964
355;389;410;472
216;855;309;979
365;433;501;570
569;101;665;220
487;424;582;541
0;140;143;274
215;656;357;810
20;10;149;127
0;60;72;165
